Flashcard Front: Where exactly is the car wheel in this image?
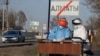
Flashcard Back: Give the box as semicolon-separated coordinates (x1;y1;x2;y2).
2;41;8;43
18;38;22;43
2;41;5;43
22;38;25;42
22;40;25;42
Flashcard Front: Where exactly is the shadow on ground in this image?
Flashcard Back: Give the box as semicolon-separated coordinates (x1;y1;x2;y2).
88;50;100;56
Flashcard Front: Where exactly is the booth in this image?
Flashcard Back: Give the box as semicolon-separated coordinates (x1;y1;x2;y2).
37;40;83;56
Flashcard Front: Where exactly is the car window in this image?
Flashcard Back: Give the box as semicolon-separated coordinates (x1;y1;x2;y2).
3;31;19;35
19;31;22;35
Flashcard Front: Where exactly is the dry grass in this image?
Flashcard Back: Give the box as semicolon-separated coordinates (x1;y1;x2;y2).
92;33;100;51
0;45;37;56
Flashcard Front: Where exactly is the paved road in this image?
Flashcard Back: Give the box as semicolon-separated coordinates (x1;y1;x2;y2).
0;35;36;47
88;50;100;56
0;40;36;47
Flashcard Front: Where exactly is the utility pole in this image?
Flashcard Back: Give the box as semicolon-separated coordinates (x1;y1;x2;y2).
2;3;5;33
1;0;5;35
5;0;9;30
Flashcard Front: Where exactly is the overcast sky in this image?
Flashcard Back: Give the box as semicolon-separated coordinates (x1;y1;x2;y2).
0;0;93;30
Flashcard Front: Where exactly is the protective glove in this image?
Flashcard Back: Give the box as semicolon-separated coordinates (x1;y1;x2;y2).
56;38;64;41
53;39;57;41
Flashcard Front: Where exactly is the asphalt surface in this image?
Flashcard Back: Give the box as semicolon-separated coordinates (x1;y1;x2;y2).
0;35;36;47
88;50;100;56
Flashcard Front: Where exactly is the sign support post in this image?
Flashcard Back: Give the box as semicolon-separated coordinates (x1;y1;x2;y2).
47;0;51;39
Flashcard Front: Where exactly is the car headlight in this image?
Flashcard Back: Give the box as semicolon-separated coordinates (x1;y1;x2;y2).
11;37;17;40
2;37;7;41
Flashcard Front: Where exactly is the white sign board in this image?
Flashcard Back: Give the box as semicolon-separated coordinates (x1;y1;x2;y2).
50;0;79;16
30;21;39;27
30;21;39;30
43;24;47;30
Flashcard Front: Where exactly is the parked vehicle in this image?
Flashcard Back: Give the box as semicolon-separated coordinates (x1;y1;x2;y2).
2;30;25;43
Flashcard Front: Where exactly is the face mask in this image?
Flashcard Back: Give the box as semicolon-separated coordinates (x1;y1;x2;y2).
74;26;78;30
59;26;64;29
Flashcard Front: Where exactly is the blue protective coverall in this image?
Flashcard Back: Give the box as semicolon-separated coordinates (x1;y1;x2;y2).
48;25;72;41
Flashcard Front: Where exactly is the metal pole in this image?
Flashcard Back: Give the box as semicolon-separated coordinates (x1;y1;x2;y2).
2;4;5;34
5;0;9;30
47;0;51;39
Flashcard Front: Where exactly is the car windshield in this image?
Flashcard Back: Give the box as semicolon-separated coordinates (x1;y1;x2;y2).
3;30;19;35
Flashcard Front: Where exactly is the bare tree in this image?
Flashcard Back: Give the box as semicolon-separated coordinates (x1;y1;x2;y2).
50;16;58;29
85;0;100;50
16;10;27;29
8;11;16;29
94;15;100;30
86;16;96;30
85;0;100;13
0;9;27;30
0;10;2;30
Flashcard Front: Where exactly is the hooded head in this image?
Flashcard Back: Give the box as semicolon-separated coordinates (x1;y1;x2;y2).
72;18;82;29
58;18;68;28
72;18;82;25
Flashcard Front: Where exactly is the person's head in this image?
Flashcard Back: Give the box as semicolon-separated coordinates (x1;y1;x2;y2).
72;18;82;29
72;18;82;25
58;18;68;27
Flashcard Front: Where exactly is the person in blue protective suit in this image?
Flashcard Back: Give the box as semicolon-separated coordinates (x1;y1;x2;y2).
48;18;72;41
48;18;72;56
